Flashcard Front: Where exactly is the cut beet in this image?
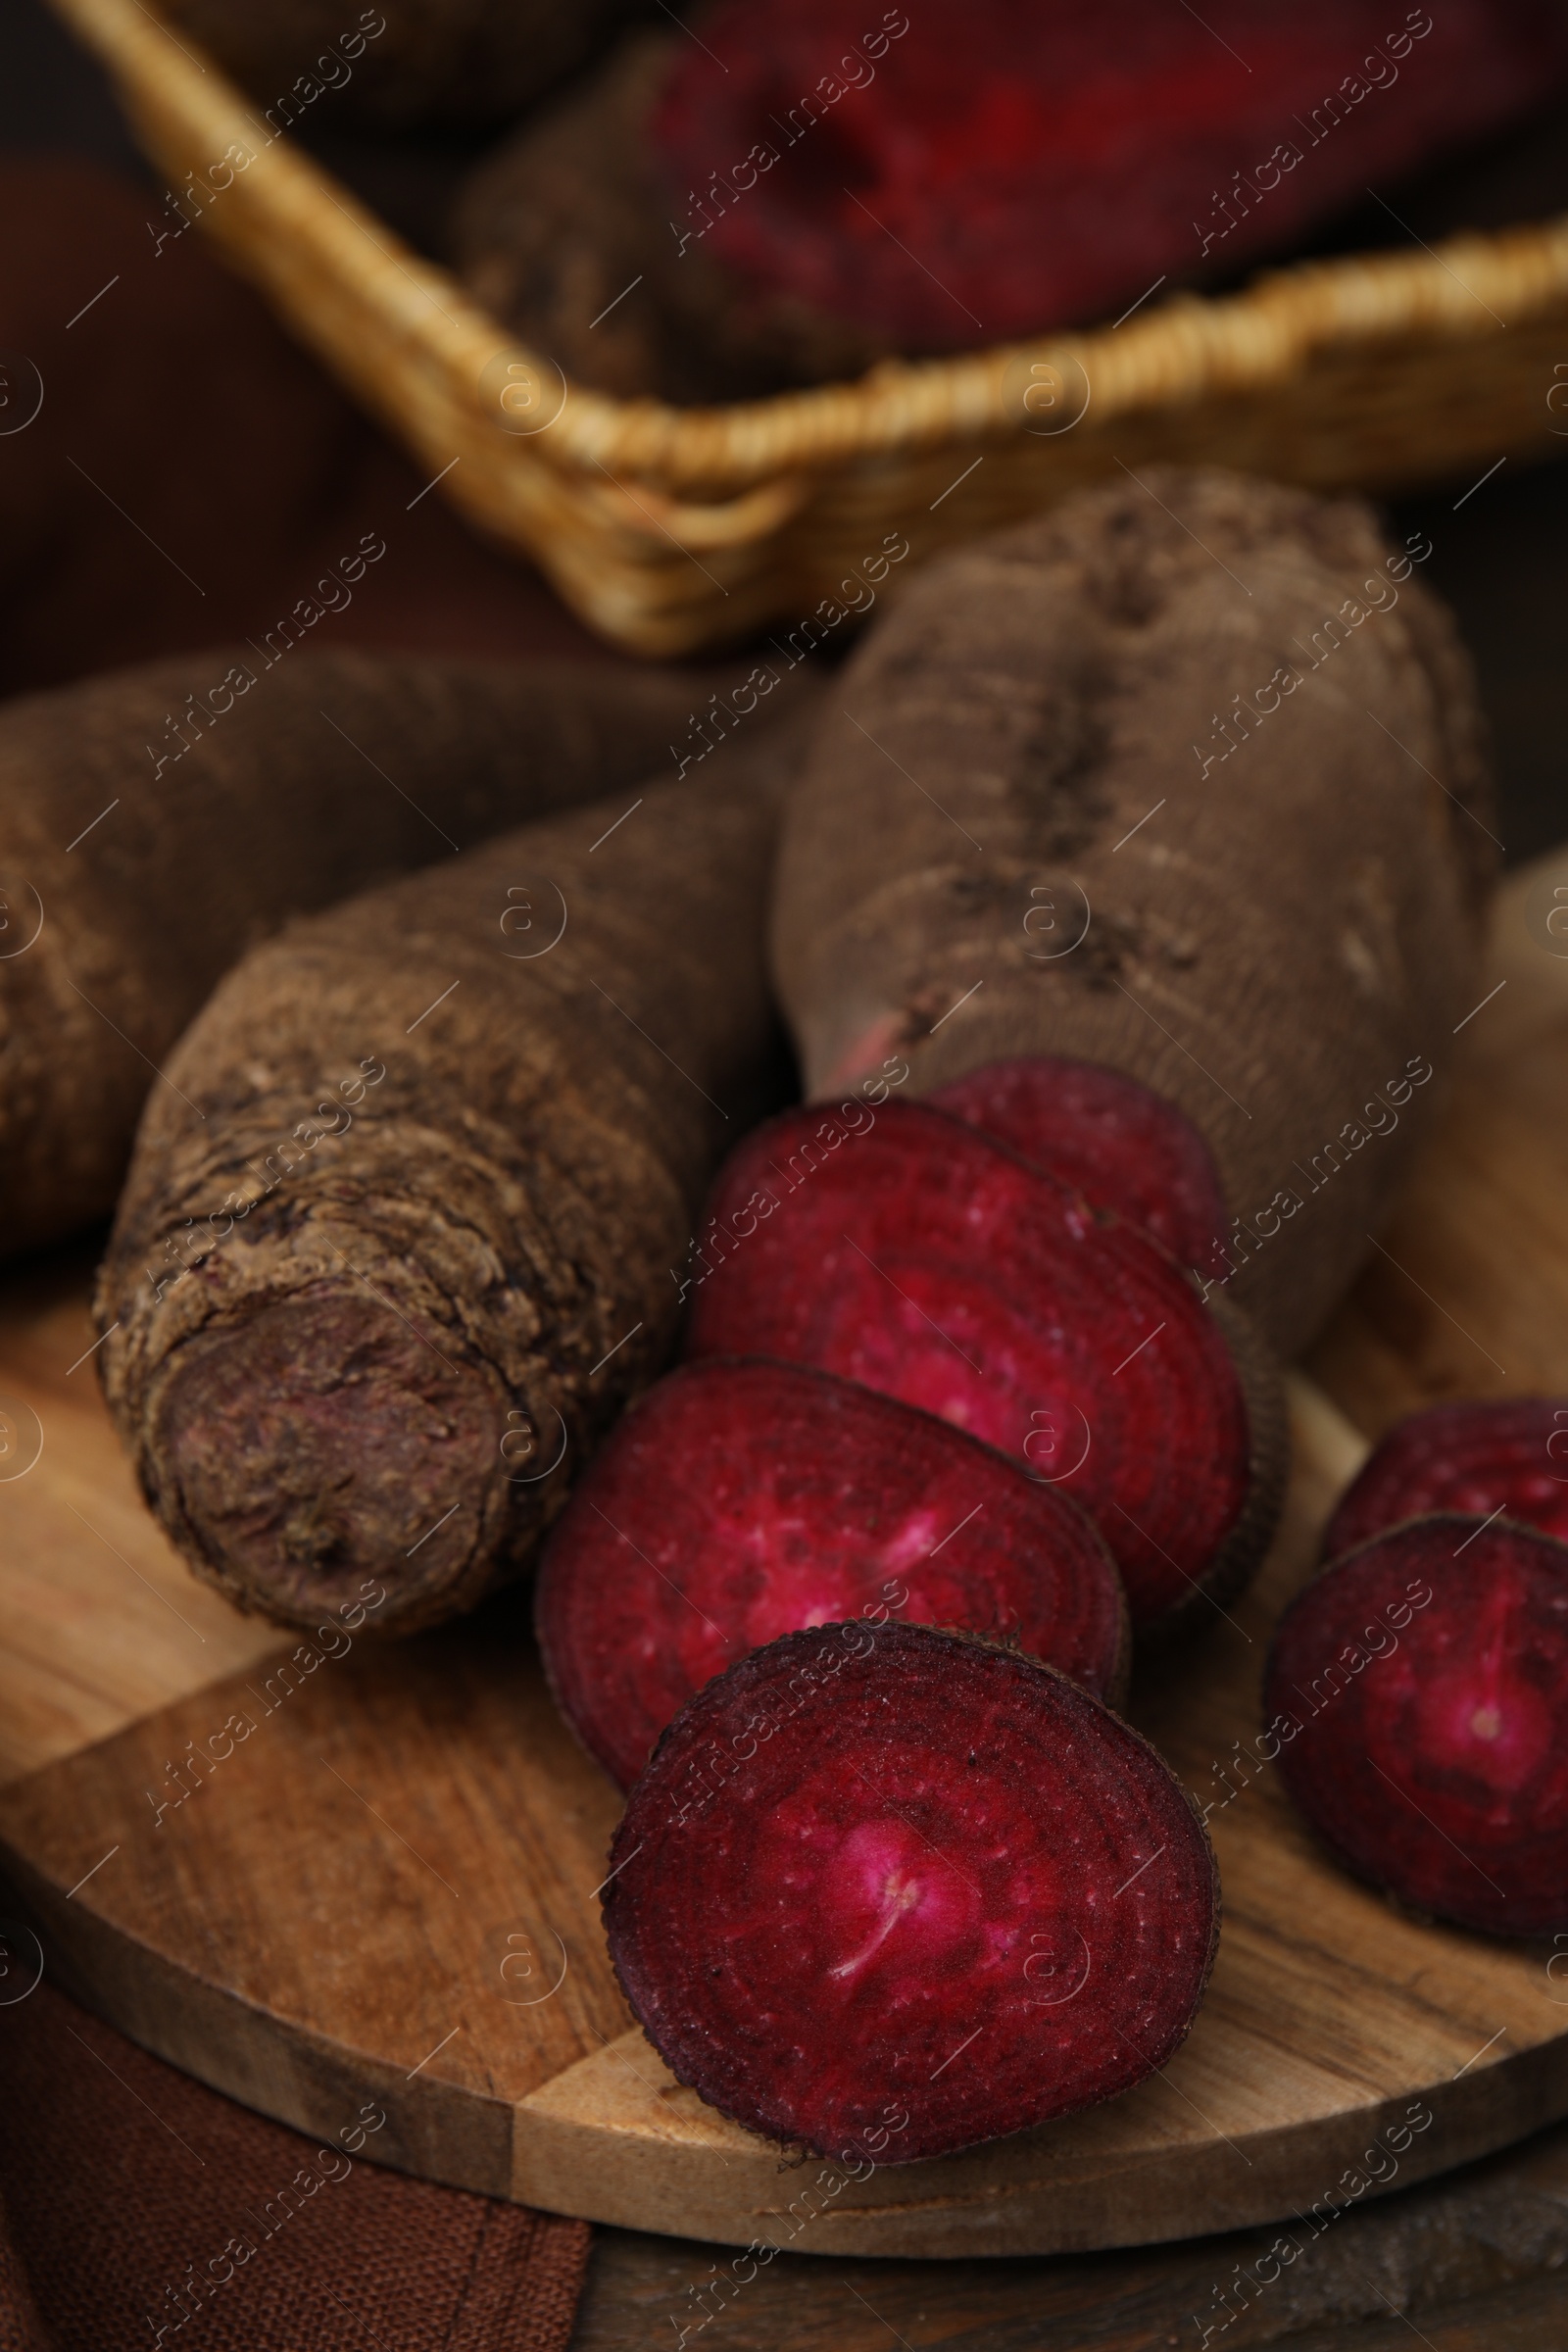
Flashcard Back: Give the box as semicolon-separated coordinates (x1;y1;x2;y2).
683;1102;1284;1638
649;0;1568;352
603;1620;1218;2161
536;1356;1128;1788
927;1056;1227;1278
1266;1517;1568;1936
1324;1397;1568;1560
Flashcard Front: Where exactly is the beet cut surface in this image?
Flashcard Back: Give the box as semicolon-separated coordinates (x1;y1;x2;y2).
1266;1517;1568;1936
928;1056;1227;1278
650;0;1568;349
1325;1397;1568;1559
684;1102;1281;1635
604;1620;1218;2161
536;1357;1128;1788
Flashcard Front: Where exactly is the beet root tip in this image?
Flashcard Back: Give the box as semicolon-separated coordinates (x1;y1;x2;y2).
149;1287;508;1632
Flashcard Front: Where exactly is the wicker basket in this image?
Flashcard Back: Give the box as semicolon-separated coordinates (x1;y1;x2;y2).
54;0;1568;655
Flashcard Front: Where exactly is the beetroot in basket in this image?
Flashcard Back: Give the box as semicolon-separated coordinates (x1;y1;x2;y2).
454;0;1568;401
536;1357;1129;1787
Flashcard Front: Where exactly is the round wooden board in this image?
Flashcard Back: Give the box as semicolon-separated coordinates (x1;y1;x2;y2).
2;857;1567;2260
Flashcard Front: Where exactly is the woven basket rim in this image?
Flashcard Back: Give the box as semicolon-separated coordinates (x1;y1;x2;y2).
516;216;1568;484
51;0;1568;500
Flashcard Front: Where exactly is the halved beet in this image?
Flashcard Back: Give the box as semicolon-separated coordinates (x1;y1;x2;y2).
1324;1397;1568;1560
536;1357;1128;1788
684;1102;1284;1637
927;1056;1227;1278
603;1620;1218;2161
1266;1517;1568;1936
649;0;1568;353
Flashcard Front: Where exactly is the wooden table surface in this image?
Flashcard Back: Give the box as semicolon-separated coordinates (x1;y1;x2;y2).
573;2119;1568;2349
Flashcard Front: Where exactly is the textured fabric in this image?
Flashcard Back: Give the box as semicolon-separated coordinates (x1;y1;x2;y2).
0;2187;48;2352
0;1983;589;2351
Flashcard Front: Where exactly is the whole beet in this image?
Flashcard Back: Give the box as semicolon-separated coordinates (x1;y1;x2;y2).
453;0;1568;403
770;469;1494;1354
95;699;815;1633
0;648;708;1254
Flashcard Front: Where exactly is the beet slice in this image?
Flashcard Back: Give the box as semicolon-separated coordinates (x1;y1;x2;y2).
1266;1517;1568;1936
603;1620;1218;2161
683;1102;1284;1637
927;1055;1227;1278
536;1356;1128;1787
649;0;1568;353
1324;1397;1568;1559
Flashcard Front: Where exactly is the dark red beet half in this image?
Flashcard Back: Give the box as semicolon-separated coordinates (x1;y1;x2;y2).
1324;1397;1568;1560
603;1620;1218;2161
649;0;1568;349
927;1055;1227;1278
683;1102;1284;1638
1266;1517;1568;1936
536;1357;1128;1788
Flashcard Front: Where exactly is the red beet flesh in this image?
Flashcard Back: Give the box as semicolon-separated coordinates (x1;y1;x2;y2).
536;1357;1128;1788
928;1056;1227;1278
684;1102;1269;1635
650;0;1568;349
604;1620;1217;2160
1325;1397;1568;1559
1266;1518;1568;1936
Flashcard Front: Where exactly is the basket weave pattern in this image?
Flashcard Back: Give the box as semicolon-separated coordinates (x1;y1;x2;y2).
54;0;1568;653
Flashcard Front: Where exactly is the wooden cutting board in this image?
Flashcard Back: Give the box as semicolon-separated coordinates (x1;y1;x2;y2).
2;854;1567;2262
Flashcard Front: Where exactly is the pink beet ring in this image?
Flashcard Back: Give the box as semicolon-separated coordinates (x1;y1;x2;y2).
535;1356;1129;1789
685;1101;1284;1639
1266;1516;1568;1936
602;1620;1217;2162
928;1054;1228;1279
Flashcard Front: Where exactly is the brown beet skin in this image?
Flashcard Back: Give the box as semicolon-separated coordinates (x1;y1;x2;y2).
536;1357;1129;1788
604;1620;1218;2162
96;701;816;1633
770;470;1494;1355
0;648;709;1254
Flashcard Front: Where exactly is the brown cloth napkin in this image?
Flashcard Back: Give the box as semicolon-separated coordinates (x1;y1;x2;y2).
0;2189;46;2352
0;1980;589;2351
